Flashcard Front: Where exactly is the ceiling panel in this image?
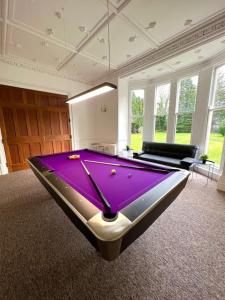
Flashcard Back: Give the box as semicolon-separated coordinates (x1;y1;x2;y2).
131;63;173;80
83;16;151;67
123;0;225;43
131;35;225;81
168;36;225;70
10;0;107;47
62;54;110;82
7;27;72;67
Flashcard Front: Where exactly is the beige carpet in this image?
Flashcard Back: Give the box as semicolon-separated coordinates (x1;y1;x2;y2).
0;170;225;300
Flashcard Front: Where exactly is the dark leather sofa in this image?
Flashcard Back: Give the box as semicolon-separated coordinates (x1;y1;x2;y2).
133;141;198;170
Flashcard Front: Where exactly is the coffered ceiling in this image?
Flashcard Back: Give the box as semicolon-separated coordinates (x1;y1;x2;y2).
1;0;225;84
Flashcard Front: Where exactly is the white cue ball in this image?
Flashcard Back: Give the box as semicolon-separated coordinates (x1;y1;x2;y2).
111;169;116;175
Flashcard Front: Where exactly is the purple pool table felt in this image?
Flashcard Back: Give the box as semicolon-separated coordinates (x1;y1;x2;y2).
37;150;174;213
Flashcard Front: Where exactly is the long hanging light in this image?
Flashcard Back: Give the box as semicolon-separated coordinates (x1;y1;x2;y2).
67;0;117;104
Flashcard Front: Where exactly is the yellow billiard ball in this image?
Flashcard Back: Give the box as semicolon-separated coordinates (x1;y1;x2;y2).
111;169;116;175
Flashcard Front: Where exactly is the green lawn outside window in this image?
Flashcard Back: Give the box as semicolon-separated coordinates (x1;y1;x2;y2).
130;133;224;166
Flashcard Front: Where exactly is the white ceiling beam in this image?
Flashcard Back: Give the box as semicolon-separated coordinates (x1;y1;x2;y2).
79;50;117;69
57;0;133;71
99;0;159;48
1;0;8;56
7;18;115;71
7;19;77;52
57;12;115;71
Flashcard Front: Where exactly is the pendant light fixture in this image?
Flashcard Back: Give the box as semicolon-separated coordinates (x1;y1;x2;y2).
67;0;117;104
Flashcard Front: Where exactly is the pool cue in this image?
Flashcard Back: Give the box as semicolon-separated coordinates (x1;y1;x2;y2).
84;159;174;173
80;161;111;211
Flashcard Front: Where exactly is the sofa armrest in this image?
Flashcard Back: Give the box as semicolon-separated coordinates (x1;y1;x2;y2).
133;151;144;158
180;157;195;167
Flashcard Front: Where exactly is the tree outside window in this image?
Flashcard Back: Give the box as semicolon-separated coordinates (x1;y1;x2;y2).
175;76;198;144
154;83;170;142
207;65;225;167
130;90;144;151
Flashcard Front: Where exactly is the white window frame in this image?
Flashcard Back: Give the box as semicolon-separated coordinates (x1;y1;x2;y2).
205;65;225;170
128;88;145;148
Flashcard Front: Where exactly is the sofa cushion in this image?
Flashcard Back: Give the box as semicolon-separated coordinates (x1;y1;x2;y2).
142;142;198;159
139;153;182;168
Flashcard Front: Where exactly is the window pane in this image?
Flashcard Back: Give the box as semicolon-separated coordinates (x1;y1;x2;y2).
154;83;170;142
155;83;170;115
207;109;225;166
175;75;198;144
177;76;198;113
214;65;225;108
130;90;144;151
155;115;167;142
175;113;192;144
131;90;144;116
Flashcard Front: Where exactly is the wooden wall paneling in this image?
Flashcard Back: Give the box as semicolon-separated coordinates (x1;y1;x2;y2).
50;111;61;135
0;86;9;104
25;90;36;105
43;141;54;155
63;140;71;152
28;109;39;136
8;144;20;165
55;140;62;153
22;143;31;161
42;110;52;136
2;107;16;137
30;142;42;157
0;85;69;171
10;87;23;104
0;106;12;172
16;108;29;136
61;111;70;134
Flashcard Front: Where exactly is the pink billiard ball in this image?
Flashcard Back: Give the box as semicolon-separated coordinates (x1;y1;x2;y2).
128;173;132;178
111;169;116;175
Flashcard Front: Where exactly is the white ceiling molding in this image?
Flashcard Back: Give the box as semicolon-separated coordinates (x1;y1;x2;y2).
117;11;225;78
0;54;88;83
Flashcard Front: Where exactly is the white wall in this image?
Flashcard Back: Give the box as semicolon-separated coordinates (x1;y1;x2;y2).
0;60;89;96
118;78;129;152
70;90;118;150
0;129;8;175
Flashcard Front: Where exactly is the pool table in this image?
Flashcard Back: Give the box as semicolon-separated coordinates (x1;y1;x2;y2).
28;149;189;261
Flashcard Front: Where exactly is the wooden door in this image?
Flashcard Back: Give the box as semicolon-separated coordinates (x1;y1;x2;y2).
0;85;71;172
